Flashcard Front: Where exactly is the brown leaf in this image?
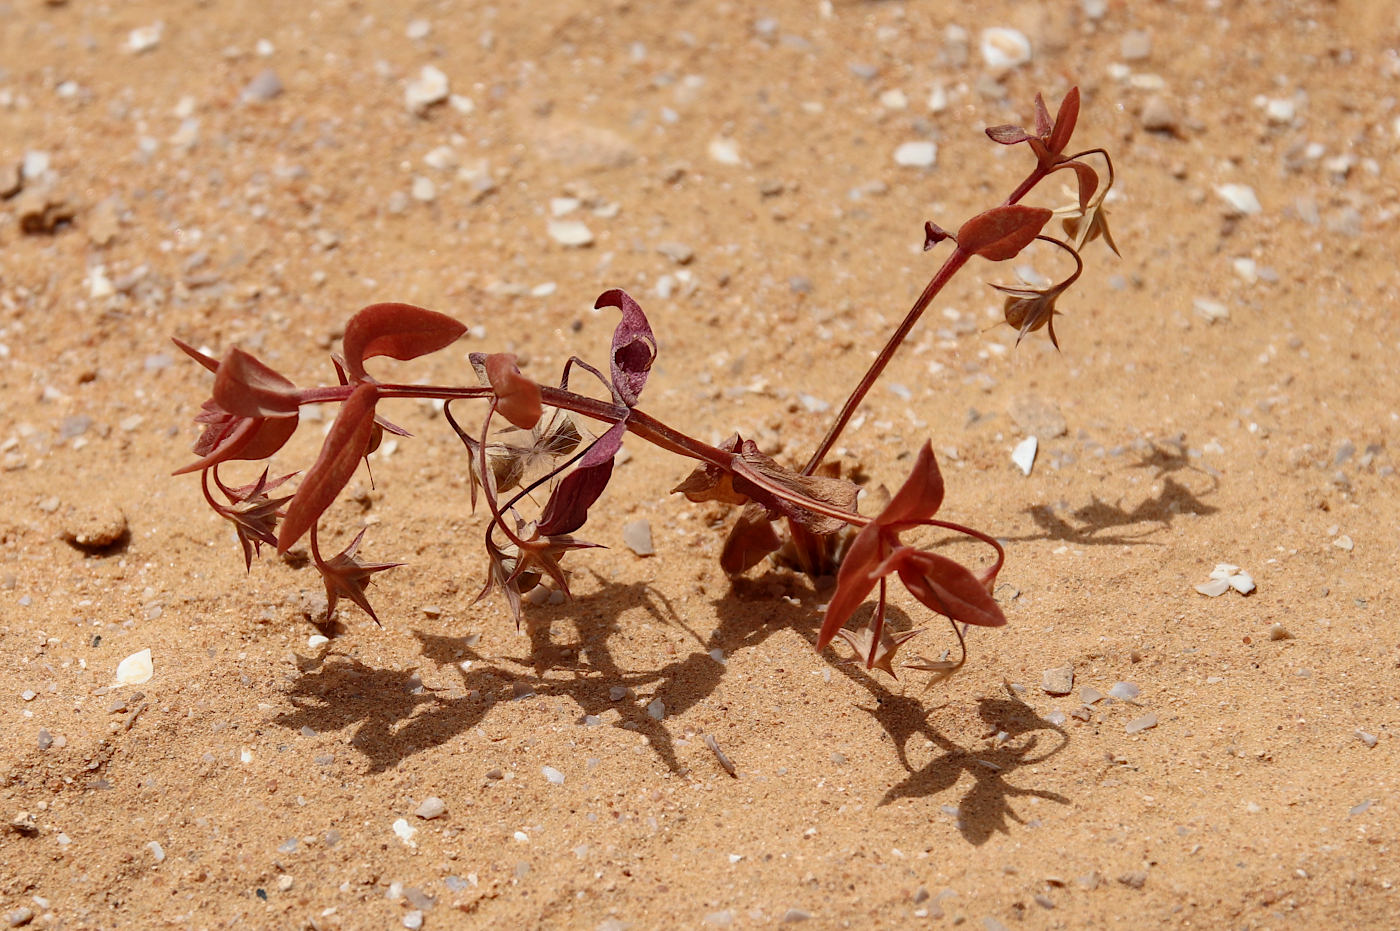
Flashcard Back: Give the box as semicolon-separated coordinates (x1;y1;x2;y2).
341;302;467;382
278;382;380;551
956;205;1053;262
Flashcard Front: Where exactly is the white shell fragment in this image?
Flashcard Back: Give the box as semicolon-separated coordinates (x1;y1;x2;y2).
1215;183;1262;215
392;818;418;845
547;219;594;247
114;649;153;686
893;141;938;168
404;65;450;115
1125;712;1158;734
1197;563;1254;596
708;137;742;165
1012;436;1038;476
127;23;163;54
541;766;565;785
980;28;1032;73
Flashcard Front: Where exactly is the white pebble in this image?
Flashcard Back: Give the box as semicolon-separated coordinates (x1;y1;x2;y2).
1125;713;1158;734
422;146;458;171
87;266;114;300
22;150;51;180
878;88;908;110
403;910;424;930
980;28;1031;73
1356;730;1378;748
1194;578;1230;597
414;797;446;819
392;818;418;845
1264;97;1295;124
307;635;329;648
1332;535;1354;552
547;219;594;247
1193;298;1229;323
411;176;437;202
147;841;165;863
21;690;36;702
1215;183;1262;216
1108;682;1140;701
708;137;742;165
541;766;565;785
406;19;431;40
893;141;937;168
405;65;450;115
127;23;163;54
114;649;153;686
622;520;654;556
1011;436;1038;476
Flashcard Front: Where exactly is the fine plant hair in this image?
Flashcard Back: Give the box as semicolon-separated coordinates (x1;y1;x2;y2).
174;87;1116;681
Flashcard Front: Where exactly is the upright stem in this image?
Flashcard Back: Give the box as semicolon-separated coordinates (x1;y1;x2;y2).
801;247;972;475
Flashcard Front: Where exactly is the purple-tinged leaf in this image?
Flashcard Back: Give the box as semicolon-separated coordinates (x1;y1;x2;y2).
883;547;1008;628
213;347;300;418
341;302;467;382
278;382;379;551
596;289;656;408
1032;92;1054;139
956;205;1053;262
985;124;1033;146
536;421;626;536
923;221;953;251
879;442;944;526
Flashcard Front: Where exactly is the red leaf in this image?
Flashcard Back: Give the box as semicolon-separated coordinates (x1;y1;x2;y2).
985;124;1032;146
889;549;1008;628
213;348;300;418
171;337;220;374
342;302;467;382
1046;86;1080;155
278;382;380;551
484;353;542;430
536;421;625;536
596;289;656;407
1059;158;1099;211
878;442;945;527
956;205;1053;262
1032;93;1053;138
815;522;883;651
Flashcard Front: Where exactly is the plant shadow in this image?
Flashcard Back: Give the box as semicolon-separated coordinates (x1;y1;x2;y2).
272;571;1071;841
1012;465;1218;546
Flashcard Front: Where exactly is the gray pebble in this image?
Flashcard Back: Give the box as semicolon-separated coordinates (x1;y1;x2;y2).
415;796;446;819
6;907;35;928
1140;96;1179;134
1041;666;1074;696
242;69;283;102
622;520;654;556
656;241;694;265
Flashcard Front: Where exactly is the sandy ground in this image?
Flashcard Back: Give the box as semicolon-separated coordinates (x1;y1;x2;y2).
3;0;1400;927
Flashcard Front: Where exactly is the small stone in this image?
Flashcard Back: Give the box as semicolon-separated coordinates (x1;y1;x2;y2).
114;649;153;686
1355;730;1378;748
656;241;694;265
1332;535;1354;552
646;698;665;720
126;23;163;53
1011;436;1038;476
1120;30;1152;60
704;911;734;926
60;504;128;550
780;909;812;923
1194;298;1229;323
1216;183;1262;216
708;137;741;165
37;729;52;750
406;18;431;40
979;27;1031;73
1078;686;1103;705
403;910;423;930
415;797;446;819
1041;666;1073;696
411;176;437;203
307;635;329;648
20;690;36;702
1118;870;1148;890
622;520;654;556
241;69;283;102
609;686;629;701
541;766;565;785
1140;96;1178;133
1125;712;1158;734
405;65;450;115
392;818;418;845
893;141;937;167
5;907;35;927
1107;682;1140;701
547;219;594;247
1268;623;1291;641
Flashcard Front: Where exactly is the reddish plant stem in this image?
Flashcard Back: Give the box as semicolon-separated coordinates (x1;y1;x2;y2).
799;161;1054;477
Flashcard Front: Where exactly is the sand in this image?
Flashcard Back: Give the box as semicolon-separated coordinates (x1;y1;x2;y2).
2;1;1398;927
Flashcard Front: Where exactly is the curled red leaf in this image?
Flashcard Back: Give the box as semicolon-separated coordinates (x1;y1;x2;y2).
212;348;300;418
596;288;656;408
341;302;467;382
